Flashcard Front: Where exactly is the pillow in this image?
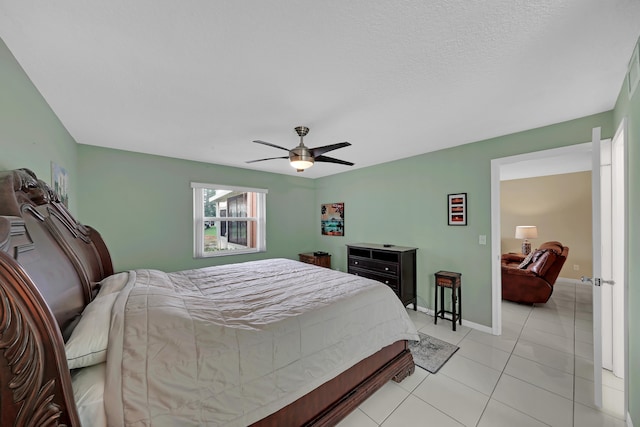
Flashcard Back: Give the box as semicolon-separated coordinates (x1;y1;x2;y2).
65;292;119;369
518;251;535;269
72;363;107;427
530;250;557;277
95;272;129;298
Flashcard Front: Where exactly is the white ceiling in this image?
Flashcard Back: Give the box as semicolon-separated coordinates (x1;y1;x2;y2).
1;1;639;178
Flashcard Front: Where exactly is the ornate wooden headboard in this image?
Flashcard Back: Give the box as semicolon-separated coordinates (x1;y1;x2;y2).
0;168;113;426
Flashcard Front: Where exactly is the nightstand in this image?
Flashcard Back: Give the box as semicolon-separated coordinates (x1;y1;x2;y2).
298;252;331;268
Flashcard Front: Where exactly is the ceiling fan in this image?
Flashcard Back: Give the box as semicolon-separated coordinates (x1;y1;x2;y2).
247;126;354;172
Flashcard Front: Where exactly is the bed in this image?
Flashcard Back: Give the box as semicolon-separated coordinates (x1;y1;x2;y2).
0;168;418;427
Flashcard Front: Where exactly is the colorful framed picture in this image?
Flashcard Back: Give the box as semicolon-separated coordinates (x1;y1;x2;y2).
321;202;344;236
447;193;467;226
51;162;69;207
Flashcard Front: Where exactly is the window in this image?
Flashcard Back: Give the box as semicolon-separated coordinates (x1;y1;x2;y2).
191;182;267;258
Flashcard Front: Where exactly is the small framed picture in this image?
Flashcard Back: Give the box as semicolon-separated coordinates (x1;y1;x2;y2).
447;193;467;226
321;202;344;236
51;162;69;207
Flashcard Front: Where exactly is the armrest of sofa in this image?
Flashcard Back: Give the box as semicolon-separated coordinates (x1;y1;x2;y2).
501;265;540;278
501;253;526;264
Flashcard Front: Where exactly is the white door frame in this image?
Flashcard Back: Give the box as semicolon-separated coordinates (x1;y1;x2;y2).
601;120;627;379
611;119;627;382
601;136;614;371
490;142;591;335
611;117;629;417
490;134;628;413
591;128;603;407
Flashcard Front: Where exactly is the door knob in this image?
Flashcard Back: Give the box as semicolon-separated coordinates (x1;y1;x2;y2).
581;276;614;286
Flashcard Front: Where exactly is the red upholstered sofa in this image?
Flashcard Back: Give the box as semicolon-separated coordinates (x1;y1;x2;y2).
501;241;569;304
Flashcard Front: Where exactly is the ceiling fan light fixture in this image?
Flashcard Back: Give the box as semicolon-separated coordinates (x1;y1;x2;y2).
289;144;315;172
290;157;314;171
248;126;352;171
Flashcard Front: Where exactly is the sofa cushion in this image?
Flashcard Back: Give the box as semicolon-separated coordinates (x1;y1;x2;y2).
529;249;558;277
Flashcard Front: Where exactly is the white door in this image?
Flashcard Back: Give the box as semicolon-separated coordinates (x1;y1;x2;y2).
601;138;613;372
601;122;626;378
585;126;617;407
589;127;604;407
611;125;626;379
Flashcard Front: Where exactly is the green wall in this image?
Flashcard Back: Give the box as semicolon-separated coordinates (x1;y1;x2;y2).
314;112;613;327
77;145;317;272
0;38;79;212
613;65;640;426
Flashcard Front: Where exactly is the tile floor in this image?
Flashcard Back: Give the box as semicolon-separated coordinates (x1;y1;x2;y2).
338;280;626;427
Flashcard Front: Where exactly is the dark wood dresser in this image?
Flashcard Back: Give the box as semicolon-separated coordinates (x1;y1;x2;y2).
346;243;417;310
299;252;332;268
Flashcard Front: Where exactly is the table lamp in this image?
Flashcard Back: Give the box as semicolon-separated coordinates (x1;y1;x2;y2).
515;226;538;255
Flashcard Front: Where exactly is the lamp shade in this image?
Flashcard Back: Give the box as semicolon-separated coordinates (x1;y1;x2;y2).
289;159;314;170
515;226;538;239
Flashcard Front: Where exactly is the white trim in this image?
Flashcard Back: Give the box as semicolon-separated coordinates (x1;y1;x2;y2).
205;216;257;221
414;304;492;334
198;247;263;258
192;183;267;258
591;127;603;408
190;181;268;194
616;117;630;418
490;157;502;336
193;186;204;257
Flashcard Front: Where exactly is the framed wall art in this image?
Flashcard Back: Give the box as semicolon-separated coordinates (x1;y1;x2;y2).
447;193;467;226
321;202;344;236
51;162;69;207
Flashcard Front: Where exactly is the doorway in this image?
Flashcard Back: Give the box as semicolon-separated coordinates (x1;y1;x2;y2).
490;143;592;335
490;136;627;413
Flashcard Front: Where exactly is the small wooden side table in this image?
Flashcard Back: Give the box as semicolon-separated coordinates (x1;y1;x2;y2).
434;271;462;331
298;252;331;268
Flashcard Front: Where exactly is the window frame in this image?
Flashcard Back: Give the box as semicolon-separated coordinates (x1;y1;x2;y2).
191;182;267;258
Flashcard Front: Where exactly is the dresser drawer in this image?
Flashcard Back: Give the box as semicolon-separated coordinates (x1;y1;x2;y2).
348;257;398;275
348;266;399;290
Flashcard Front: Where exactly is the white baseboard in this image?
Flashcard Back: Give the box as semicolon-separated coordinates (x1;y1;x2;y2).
628;412;634;427
413;304;493;335
463;319;493;334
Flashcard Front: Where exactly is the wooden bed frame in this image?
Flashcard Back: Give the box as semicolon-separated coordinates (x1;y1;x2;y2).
0;168;415;427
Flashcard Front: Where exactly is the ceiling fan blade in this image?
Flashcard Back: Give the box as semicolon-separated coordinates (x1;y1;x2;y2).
310;142;351;157
253;140;291;152
314;155;354;166
246;156;289;164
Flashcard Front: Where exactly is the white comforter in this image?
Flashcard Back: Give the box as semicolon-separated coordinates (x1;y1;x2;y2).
104;258;418;426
